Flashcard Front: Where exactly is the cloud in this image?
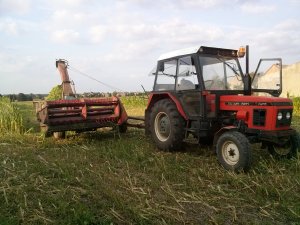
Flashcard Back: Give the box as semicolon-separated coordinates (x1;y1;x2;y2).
0;18;18;35
177;0;233;8
0;0;31;15
50;10;88;28
0;17;34;36
275;19;300;30
240;2;276;14
91;18;224;63
122;0;241;9
89;25;108;43
0;51;35;74
222;19;300;64
41;0;96;9
51;29;80;43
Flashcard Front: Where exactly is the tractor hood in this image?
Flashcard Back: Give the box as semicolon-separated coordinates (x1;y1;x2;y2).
219;95;293;131
220;95;293;110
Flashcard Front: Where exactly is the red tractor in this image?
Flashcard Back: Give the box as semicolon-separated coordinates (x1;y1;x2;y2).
145;45;299;172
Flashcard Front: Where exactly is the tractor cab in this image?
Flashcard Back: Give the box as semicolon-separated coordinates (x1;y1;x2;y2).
154;46;282;95
154;46;245;92
153;46;247;119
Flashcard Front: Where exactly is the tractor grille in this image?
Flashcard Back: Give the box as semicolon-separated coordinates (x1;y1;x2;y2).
253;109;266;126
276;109;292;127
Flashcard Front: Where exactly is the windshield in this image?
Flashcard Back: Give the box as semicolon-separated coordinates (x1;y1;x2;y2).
199;56;244;91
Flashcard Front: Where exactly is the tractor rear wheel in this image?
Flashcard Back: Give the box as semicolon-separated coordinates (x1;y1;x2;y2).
267;133;299;159
150;99;185;151
216;131;252;172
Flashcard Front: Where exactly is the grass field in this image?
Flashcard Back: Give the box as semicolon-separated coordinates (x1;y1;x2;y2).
0;97;299;224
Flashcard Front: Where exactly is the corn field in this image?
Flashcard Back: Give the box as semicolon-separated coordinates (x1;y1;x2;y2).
293;97;300;115
0;97;23;134
120;95;148;107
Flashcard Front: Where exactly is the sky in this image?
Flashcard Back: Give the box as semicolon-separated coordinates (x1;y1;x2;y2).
0;0;300;94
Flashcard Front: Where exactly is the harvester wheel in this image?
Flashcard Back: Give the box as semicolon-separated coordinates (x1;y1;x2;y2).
53;131;66;139
267;133;299;159
118;123;127;133
216;131;252;172
150;99;185;151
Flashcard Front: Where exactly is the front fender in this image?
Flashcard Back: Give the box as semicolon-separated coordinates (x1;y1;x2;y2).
213;126;238;149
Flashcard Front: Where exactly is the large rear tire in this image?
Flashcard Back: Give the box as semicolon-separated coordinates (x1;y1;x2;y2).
267;133;299;159
216;131;252;172
149;99;185;151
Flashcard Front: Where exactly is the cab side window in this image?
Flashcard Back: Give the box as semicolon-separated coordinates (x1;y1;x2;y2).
177;56;198;90
154;59;177;91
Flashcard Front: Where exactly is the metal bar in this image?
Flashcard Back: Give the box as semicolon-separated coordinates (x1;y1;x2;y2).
127;116;145;121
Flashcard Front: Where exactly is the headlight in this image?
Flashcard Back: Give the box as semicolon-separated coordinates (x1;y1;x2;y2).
277;112;283;120
286;112;291;120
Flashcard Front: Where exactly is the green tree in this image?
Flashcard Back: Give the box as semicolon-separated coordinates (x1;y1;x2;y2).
17;93;27;101
46;85;62;100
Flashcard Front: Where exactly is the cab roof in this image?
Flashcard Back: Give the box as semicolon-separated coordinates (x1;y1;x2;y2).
157;46;238;61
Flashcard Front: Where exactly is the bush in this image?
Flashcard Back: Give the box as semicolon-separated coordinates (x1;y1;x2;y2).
46;85;62;101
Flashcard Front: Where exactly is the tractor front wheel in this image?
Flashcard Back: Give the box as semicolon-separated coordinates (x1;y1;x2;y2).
267;133;299;159
150;99;185;151
216;131;252;172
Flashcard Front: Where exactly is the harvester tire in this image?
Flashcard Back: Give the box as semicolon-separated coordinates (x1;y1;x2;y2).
53;131;65;139
118;123;127;133
216;131;252;172
150;99;185;151
267;133;299;159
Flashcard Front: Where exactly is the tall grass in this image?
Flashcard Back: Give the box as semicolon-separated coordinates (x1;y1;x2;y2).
293;97;300;115
121;96;148;116
120;95;148;108
0;97;23;134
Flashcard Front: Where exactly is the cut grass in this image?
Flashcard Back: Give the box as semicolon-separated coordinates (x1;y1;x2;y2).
1;131;299;224
0;99;299;224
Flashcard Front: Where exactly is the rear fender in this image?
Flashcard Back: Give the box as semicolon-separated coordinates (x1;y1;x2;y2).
145;93;187;135
146;93;188;120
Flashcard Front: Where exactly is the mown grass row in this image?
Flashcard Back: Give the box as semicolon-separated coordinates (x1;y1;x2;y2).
0;130;299;224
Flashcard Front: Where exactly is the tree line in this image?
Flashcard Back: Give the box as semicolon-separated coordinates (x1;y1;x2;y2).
0;91;148;102
0;93;47;102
